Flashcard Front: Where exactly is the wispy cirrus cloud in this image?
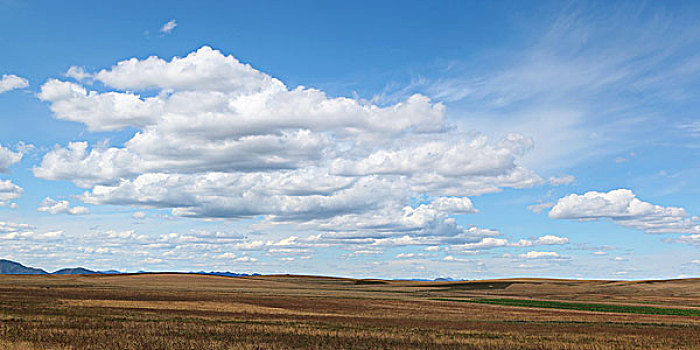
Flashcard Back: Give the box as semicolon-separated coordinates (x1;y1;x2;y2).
378;2;700;171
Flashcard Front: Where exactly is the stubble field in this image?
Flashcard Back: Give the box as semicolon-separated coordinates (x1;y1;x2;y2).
0;273;698;349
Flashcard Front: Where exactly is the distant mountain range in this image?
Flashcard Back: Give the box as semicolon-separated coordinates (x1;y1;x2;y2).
0;259;258;277
0;259;109;275
194;271;261;277
0;259;461;281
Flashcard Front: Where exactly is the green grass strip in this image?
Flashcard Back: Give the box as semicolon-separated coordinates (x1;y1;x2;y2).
433;298;700;317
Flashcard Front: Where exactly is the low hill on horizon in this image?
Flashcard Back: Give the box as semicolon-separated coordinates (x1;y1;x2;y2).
0;259;47;274
2;259;697;283
53;267;99;275
0;259;103;275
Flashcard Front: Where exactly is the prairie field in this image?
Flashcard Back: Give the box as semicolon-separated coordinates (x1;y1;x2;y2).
0;274;698;349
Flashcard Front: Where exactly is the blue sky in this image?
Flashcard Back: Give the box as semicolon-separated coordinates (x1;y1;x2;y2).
0;0;698;279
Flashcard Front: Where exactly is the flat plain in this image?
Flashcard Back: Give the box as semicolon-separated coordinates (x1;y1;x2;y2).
0;274;698;349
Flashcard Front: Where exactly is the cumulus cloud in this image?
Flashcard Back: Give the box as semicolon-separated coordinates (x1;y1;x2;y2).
532;235;569;245
35;47;542;245
549;189;700;234
430;196;477;214
235;256;257;262
0;74;28;93
63;66;93;81
443;255;472;262
0;144;22;173
0;180;23;207
0;221;32;232
519;251;563;259
453;237;509;250
37;80;165;132
142;258;163;264
448;234;568;251
330;134;540;196
37;197;89;215
34;141;140;187
160;19;177;34
0;221;34;240
665;234;700;247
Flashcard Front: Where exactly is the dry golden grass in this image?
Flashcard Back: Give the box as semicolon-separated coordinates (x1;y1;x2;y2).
0;274;698;349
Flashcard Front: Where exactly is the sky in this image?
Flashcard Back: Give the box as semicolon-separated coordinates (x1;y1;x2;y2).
0;0;699;279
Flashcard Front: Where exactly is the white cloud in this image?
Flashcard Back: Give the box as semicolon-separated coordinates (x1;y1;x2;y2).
95;46;284;93
549;175;575;186
0;221;33;233
5;229;66;241
666;234;700;247
35;47;542;245
0;74;28;93
330;134;541;196
235;256;257;262
37;197;89;215
353;250;383;255
532;235;569;245
63;66;92;81
156;230;245;245
528;202;554;214
214;252;237;259
453;237;509;250
142;258;163;264
37;80;165;132
383;3;700;174
34;141;140;187
0;144;22;173
132;211;147;220
549;189;700;234
106;230;142;240
443;255;471;262
291;203;490;243
678;121;700;138
37;230;63;239
519;251;562;259
160;19;177;34
448;234;568;252
233;240;266;250
430;196;477;214
0;180;23;206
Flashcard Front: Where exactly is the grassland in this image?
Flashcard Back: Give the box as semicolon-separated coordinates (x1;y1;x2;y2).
0;274;698;349
433;298;700;316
